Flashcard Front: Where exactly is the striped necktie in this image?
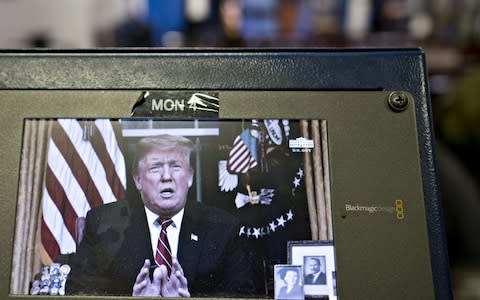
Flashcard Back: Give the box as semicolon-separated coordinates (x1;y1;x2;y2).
155;218;173;275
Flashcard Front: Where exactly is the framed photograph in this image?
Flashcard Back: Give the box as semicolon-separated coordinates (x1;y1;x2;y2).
274;265;304;300
288;240;336;299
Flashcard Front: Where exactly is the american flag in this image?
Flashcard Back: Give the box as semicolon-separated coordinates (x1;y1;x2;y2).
227;129;258;173
40;119;126;264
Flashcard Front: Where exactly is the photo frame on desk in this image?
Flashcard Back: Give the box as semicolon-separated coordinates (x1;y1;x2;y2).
288;240;336;299
0;49;451;300
274;264;305;300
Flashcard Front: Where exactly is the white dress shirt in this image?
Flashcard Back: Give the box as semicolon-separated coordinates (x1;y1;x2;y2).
144;206;184;259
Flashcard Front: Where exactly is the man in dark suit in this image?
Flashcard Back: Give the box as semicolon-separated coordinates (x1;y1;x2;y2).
304;257;326;285
66;135;256;297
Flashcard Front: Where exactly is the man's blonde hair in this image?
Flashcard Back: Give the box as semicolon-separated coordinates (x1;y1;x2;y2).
132;134;194;175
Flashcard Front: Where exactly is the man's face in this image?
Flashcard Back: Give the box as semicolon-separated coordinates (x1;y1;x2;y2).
133;147;193;217
307;258;321;274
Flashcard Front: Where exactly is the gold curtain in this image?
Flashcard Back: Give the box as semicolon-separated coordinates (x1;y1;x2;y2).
301;120;333;241
10;120;52;294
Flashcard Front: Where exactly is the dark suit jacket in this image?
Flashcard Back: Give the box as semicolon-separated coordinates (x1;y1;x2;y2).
305;272;326;285
66;199;256;296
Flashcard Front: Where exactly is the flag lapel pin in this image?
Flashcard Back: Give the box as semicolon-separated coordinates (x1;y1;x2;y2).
191;233;198;241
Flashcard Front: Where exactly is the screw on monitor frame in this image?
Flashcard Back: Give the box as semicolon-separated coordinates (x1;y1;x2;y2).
388;91;409;112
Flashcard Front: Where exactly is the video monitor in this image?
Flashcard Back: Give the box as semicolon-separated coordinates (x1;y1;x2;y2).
16;117;334;298
0;49;451;300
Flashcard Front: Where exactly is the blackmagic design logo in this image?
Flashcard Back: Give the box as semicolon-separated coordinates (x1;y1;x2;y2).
345;200;405;220
131;91;219;118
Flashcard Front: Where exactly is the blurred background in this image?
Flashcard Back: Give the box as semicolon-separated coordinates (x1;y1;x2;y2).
0;0;479;298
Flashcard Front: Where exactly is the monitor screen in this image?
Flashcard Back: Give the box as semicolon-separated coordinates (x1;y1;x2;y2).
13;118;335;299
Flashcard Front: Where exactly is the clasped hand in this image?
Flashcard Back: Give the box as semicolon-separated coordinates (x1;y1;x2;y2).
132;258;190;297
